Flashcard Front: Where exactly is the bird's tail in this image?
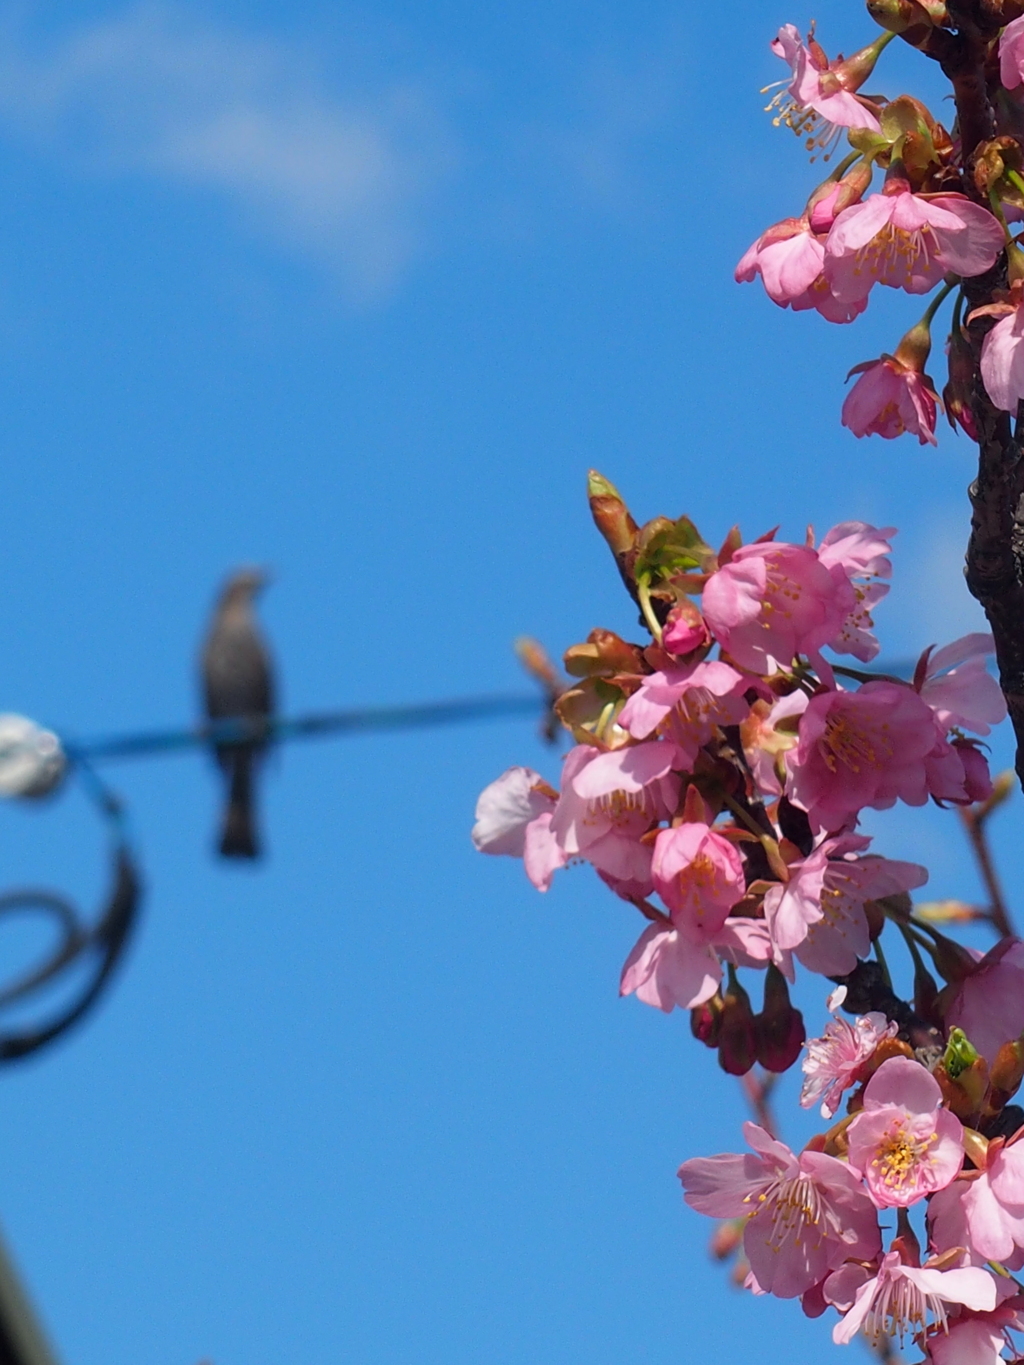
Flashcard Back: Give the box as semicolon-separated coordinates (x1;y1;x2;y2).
219;751;260;859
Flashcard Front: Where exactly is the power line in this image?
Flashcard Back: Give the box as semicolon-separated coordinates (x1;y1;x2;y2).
64;692;545;764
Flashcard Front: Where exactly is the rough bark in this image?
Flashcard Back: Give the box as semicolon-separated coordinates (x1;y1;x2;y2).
941;1;1024;785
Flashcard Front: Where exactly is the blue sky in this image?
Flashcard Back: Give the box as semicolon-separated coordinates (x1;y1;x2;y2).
0;2;1016;1363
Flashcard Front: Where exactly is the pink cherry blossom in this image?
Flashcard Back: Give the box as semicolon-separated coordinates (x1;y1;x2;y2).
736;218;866;323
927;1317;1012;1365
764;833;927;975
619;914;774;1014
979;302;1024;413
956;740;994;803
651;821;745;940
740;690;806;797
817;521;893;583
618;660;749;766
702;540;855;678
846;1056;964;1208
918;633;1006;736
678;1120;881;1299
800;990;897;1118
945;937;1024;1066
736;219;824;305
767;24;881;156
619;921;723;1012
522;741;682;891
824;190;1004;305
828;1249;997;1346
785;681;967;831
959;1140;1024;1264
817;520;894;662
842;355;940;445
472;766;556;856
1000;14;1024;90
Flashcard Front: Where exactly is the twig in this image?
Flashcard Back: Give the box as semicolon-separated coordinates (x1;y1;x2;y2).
959;800;1015;937
740;1068;779;1138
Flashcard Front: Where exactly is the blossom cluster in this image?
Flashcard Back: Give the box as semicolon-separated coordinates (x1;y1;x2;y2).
472;472;1024;1359
738;11;1024;442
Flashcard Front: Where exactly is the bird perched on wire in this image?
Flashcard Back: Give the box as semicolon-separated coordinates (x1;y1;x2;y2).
200;567;276;859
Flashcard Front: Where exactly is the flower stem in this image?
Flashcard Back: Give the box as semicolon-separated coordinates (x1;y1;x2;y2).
873;934;893;989
921;277;958;330
637;578;663;643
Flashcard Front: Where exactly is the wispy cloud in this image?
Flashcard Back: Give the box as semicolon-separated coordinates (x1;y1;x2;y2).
0;4;457;299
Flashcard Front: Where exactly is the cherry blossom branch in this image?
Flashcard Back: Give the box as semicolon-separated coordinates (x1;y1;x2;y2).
940;0;1024;789
960;363;1024;789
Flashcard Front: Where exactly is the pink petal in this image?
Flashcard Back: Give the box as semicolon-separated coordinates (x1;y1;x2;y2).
523;812;566;890
826;196;896;257
862;1053;942;1112
571;740;679;798
898;1263;997;1313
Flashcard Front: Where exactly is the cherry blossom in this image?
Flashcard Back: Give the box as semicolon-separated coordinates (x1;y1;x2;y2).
824;189;1005;306
766;25;882;156
702;540;855;678
979;298;1024;413
828;1250;997;1347
736;217;866;323
944;1140;1024;1265
678;1120;881;1298
785;681;965;831
816;520;893;661
1000;14;1024;89
841;354;940;445
846;1056;964;1208
471;766;556;856
764;833;927;974
927;1317;1012;1365
918;634;1007;736
618;660;749;765
800;989;897;1118
619;921;723;1012
651;820;746;939
475;456;1019;1360
945;937;1024;1066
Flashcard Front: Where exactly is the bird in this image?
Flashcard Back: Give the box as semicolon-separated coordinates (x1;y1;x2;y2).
200;567;276;859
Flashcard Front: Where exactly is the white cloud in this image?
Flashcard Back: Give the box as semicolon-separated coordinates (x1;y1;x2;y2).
0;4;457;299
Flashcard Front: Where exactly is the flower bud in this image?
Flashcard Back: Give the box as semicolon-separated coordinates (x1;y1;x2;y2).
587;470;638;559
943;1026;981;1080
562;629;646;679
709;1221;743;1261
830;32;896;94
662;600;710;657
937;1055;989;1120
754;965;806;1073
691;992;725;1049
954;739;993;804
944;323;978;442
929;928;979;984
717;970;757;1077
865;0;935;33
990;1038;1024;1100
805;160;873;232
